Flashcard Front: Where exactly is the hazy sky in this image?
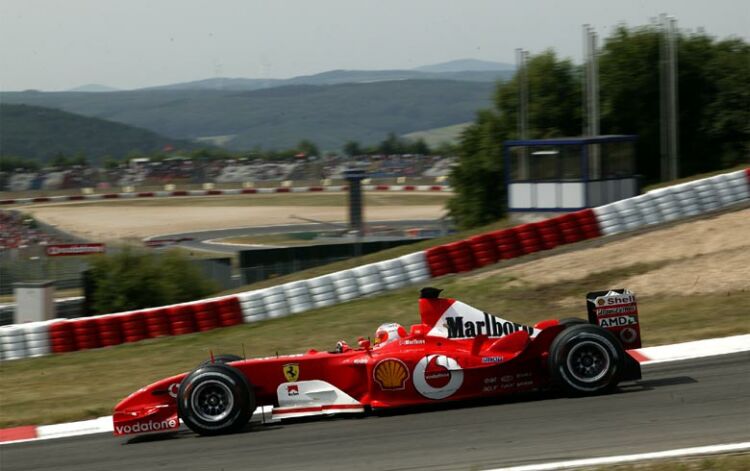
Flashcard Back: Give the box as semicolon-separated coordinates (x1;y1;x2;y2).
1;0;747;91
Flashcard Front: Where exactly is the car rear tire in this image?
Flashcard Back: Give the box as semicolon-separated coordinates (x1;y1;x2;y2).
558;317;587;328
177;364;255;436
199;354;242;367
548;324;624;395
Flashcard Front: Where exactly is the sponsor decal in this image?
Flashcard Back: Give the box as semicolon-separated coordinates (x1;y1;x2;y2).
412;355;463;400
115;418;178;435
598;315;637;327
46;243;105;257
516;372;532;379
167;383;180;398
400;339;426;346
516;380;534;388
483;385;498;393
444;313;535;339
373;359;409;390
353;358;369;364
283;363;300;382
484;377;497;384
501;375;514;383
286;384;299;396
482;356;503;364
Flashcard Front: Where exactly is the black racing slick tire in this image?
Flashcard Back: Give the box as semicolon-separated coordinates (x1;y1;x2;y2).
548;324;624;396
177;364;256;436
199;354;243;367
558;317;588;328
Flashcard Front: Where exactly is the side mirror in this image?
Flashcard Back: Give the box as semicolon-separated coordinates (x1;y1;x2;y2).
357;337;371;351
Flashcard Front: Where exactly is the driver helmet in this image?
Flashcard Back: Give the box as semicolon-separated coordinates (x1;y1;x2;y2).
374;322;407;348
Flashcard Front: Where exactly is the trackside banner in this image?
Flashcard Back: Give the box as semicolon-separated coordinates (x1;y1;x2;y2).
46;243;106;257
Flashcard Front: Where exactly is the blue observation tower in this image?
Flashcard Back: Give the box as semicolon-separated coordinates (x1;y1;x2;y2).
503;135;639;212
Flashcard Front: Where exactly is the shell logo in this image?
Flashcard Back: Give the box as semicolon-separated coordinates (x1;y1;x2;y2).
373;359;409;390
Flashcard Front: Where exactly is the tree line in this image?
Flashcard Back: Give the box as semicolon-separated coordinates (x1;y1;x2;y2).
449;24;749;228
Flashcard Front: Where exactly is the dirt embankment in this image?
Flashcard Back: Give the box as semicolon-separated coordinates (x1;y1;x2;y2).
467;209;750;304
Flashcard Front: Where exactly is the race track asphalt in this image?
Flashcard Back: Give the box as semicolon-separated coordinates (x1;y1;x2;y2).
151;219;446;253
3;353;748;471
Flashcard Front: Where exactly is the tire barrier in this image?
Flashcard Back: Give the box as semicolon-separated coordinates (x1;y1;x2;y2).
591;169;749;237
307;275;339;309
283;281;314;314
1;169;745;361
262;286;290;319
424;246;454;277
193;302;219;332
352;264;384;296
238;291;268;323
375;259;409;290
397;252;432;284
331;270;361;302
444;241;476;272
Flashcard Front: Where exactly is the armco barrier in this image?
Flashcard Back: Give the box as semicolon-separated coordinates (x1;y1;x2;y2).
1;169;746;362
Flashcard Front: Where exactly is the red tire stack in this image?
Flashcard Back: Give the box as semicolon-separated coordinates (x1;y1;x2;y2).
120;312;148;343
96;315;123;347
425;246;455;277
193;302;220;332
490;228;522;260
144;308;171;338
167;305;196;335
49;320;76;353
513;224;544;255
444;241;476;273
535;219;564;250
556;213;585;244
467;234;498;267
571;209;601;239
72;318;100;350
215;297;243;328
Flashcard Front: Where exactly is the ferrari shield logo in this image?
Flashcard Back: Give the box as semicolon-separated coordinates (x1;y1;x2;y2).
283;363;299;382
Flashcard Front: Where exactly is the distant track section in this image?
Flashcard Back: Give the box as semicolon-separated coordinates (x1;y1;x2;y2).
0;184;451;206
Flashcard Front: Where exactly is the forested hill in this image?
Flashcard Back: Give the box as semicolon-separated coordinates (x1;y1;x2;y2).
1;80;496;151
0;104;199;162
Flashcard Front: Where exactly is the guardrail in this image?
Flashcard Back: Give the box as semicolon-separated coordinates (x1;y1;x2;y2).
1;168;747;362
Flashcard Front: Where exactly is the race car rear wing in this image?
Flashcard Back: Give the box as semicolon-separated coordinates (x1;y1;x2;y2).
586;289;642;349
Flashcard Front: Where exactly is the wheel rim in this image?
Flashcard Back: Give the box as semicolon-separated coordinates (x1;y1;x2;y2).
566;340;611;383
190;379;234;423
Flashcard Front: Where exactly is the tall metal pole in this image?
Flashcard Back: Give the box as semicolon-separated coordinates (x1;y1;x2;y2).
660;14;679;181
516;48;530;179
583;25;600;178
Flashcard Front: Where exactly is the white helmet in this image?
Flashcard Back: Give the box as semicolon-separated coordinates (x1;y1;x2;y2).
374;323;407;348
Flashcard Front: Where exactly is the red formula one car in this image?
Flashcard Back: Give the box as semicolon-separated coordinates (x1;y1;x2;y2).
113;287;642;437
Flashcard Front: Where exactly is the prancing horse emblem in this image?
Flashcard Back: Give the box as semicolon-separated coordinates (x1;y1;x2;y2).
283;363;300;382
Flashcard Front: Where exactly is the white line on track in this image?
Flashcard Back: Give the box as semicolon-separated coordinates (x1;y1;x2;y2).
485;442;750;471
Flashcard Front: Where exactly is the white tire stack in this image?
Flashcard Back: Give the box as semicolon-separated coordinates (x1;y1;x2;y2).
352;264;384;296
331;270;361;302
398;252;432;284
22;321;52;357
262;286;290;319
307;275;339;309
593;203;625;236
375;259;408;290
282;281;313;314
238;290;268;323
0;325;28;361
